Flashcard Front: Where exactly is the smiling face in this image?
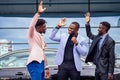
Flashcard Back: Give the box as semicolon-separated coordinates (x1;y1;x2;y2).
68;22;79;36
98;21;111;36
98;24;107;35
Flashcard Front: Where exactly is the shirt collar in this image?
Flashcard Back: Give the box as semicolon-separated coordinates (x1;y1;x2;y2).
100;33;108;39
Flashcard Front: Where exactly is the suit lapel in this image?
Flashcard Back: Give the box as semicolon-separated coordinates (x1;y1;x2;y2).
99;34;109;56
62;34;69;48
101;35;108;48
76;35;80;42
90;36;100;52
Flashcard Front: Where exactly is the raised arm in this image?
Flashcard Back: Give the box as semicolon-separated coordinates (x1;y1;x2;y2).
85;12;95;40
57;18;66;28
49;18;66;42
85;12;90;24
27;1;46;39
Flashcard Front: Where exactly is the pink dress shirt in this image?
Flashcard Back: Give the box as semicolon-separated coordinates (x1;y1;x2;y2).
27;13;48;68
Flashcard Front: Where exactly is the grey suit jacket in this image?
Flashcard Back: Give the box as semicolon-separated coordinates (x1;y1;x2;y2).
85;24;115;74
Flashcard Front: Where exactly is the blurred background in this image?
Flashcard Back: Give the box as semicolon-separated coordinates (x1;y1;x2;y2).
0;0;120;66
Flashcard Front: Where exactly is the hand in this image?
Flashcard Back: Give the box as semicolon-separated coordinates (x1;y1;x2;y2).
108;73;113;80
71;36;78;45
85;12;90;24
38;1;46;14
57;18;66;28
45;69;51;79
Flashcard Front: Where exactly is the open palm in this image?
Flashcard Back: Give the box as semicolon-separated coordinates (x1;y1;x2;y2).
38;1;46;14
58;18;66;28
85;12;90;23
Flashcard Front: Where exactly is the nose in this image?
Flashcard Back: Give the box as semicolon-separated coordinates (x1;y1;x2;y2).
68;28;73;31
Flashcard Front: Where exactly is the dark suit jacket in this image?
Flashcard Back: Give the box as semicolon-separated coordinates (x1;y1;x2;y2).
85;24;115;75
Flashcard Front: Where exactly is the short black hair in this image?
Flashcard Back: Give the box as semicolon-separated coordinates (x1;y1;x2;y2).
35;19;46;29
100;21;111;32
71;22;80;29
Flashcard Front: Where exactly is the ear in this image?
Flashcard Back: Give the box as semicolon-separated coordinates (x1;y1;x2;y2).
36;26;40;32
36;26;39;30
75;27;79;31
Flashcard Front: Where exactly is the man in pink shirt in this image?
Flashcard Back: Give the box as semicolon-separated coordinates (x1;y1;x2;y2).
26;1;50;80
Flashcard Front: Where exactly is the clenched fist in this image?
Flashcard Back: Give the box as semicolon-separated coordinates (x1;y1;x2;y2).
71;36;78;45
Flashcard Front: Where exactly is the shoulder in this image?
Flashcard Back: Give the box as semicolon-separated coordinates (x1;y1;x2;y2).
61;33;68;37
107;35;115;42
105;35;115;46
79;35;86;40
78;35;87;43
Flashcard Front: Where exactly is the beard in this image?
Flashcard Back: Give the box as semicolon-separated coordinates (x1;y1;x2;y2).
39;31;46;34
98;32;103;36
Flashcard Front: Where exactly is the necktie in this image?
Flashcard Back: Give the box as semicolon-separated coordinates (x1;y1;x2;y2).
94;37;102;65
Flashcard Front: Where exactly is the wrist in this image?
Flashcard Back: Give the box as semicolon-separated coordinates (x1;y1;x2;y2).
37;12;41;15
57;24;62;28
86;22;90;25
56;26;60;29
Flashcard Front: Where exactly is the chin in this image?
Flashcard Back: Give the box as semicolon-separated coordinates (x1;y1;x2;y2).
98;33;102;36
43;32;46;34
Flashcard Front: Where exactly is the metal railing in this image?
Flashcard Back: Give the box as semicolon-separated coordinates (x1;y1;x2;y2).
0;26;120;67
0;26;119;48
0;26;120;43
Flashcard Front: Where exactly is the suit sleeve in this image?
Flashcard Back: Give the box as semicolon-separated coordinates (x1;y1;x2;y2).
75;39;88;56
85;23;96;40
49;27;61;42
108;40;115;74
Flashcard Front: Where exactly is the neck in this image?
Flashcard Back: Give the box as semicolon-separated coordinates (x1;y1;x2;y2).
70;33;78;37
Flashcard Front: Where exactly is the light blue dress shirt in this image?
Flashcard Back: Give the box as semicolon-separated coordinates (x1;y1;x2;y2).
49;27;88;71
